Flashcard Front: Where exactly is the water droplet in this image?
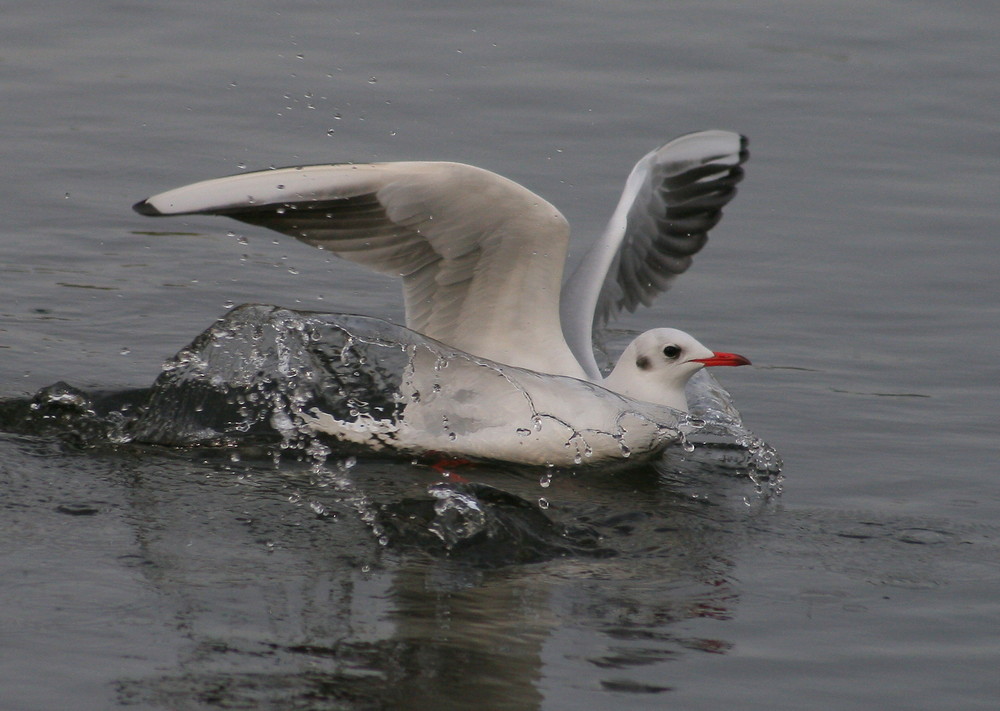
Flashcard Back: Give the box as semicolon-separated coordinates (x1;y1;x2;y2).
516;428;531;436
538;497;550;510
119;347;131;356
539;473;552;488
368;76;377;84
682;439;696;453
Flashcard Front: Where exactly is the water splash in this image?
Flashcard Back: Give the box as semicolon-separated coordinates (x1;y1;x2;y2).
0;304;780;479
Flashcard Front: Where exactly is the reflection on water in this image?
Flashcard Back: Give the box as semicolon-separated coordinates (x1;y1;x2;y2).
0;301;782;708
83;444;764;710
0;295;782;708
3;0;1000;704
5;430;993;710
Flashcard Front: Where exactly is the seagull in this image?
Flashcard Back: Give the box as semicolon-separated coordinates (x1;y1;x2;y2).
132;131;752;464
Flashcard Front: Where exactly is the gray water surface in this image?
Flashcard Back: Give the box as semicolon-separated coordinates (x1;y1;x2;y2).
2;1;999;709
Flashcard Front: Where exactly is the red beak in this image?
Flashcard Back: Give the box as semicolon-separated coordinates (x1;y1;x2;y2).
692;351;752;367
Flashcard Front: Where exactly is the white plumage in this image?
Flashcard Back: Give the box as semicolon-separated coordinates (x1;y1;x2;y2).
133;131;751;464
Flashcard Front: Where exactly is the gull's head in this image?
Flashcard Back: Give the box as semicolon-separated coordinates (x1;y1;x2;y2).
601;328;751;412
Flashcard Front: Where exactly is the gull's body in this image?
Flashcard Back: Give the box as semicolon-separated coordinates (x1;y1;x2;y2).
134;131;751;464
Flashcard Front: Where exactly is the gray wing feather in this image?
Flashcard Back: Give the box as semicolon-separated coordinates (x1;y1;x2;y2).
134;161;585;377
560;131;748;378
594;135;747;328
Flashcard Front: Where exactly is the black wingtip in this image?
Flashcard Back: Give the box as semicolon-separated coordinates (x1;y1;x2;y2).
739;134;750;164
132;199;162;217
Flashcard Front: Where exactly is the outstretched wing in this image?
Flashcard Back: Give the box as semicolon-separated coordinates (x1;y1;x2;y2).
560;131;748;379
134;161;587;378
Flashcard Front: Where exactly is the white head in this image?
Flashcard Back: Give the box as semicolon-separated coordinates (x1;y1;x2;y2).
601;328;750;412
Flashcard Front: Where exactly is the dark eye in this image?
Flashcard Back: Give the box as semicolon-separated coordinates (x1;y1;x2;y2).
662;345;681;359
